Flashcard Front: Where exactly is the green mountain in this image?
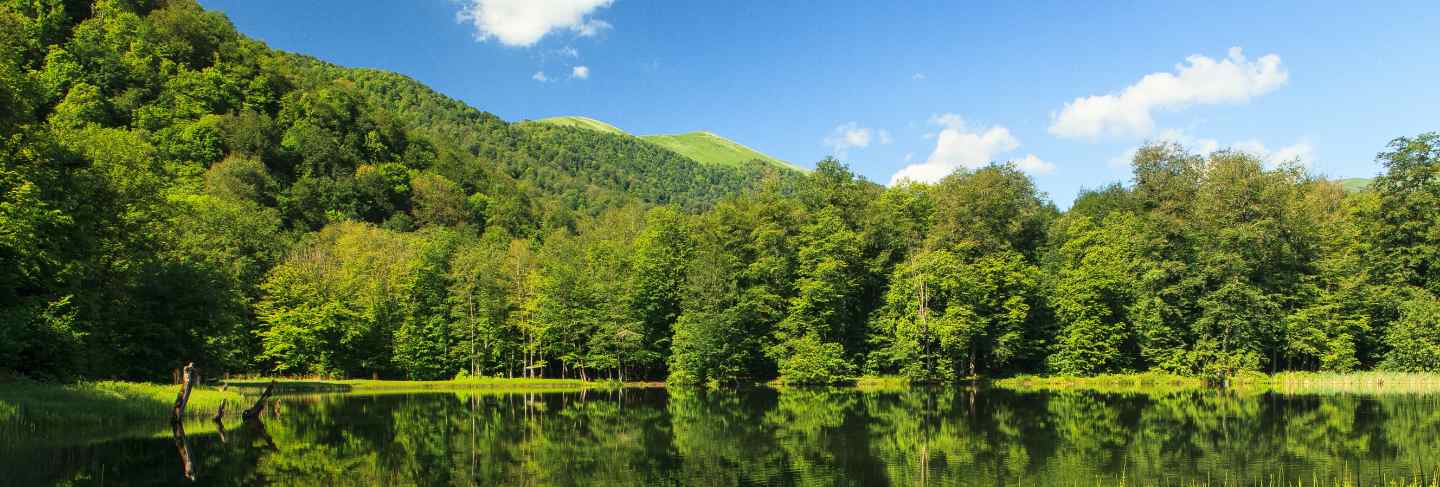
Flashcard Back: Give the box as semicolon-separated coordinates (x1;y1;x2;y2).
641;132;801;172
530;116;628;136
532;117;800;172
1338;177;1373;193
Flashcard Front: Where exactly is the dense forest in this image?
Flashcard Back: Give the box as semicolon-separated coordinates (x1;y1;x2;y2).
3;0;1438;383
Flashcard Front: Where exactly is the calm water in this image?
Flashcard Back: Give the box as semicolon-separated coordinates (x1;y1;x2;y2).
4;387;1440;486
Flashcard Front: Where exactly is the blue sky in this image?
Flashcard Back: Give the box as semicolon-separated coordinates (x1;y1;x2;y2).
198;0;1440;206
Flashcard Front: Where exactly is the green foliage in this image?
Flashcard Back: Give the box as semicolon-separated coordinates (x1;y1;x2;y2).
1367;133;1440;294
1047;213;1146;375
1381;290;1440;372
3;0;1440;383
772;333;852;384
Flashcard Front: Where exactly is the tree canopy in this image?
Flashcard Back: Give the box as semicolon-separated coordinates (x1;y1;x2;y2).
2;0;1438;384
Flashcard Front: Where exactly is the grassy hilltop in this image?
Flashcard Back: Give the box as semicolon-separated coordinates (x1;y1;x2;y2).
532;116;802;172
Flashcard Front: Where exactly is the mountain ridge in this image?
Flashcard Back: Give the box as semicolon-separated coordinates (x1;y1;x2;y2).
530;116;802;172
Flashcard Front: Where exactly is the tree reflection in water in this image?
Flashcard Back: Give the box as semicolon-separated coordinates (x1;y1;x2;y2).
8;387;1440;485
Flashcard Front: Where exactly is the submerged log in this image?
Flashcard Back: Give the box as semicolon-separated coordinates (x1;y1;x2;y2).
242;380;276;420
171;363;197;423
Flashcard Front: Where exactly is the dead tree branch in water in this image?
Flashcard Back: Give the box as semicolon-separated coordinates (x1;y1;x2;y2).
242;380;276;420
171;363;197;423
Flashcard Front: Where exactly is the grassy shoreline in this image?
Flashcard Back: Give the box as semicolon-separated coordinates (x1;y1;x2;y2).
0;376;633;425
9;372;1440;425
994;371;1440;395
221;376;630;393
0;380;245;425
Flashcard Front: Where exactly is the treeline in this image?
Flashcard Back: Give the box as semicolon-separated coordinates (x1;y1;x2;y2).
246;136;1440;383
3;0;1439;383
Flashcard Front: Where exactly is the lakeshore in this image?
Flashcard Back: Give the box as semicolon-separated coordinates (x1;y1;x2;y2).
10;372;1440;426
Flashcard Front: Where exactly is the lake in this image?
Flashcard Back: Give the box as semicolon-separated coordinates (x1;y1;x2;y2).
3;386;1439;486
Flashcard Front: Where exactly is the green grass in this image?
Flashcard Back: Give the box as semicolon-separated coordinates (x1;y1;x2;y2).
995;371;1207;394
529;115;629;135
640;131;802;171
529;115;801;172
994;371;1440;395
853;375;913;392
1337;177;1373;193
222;376;620;393
0;380;245;425
1259;371;1440;395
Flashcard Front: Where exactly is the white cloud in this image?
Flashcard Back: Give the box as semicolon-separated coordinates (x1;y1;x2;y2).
1049;47;1288;139
1157;128;1219;154
912;72;926;80
571;65;590;79
1268;141;1314;167
889;113;1051;185
532;71;551;82
823;122;886;158
573;18;611;37
1015;154;1056;174
932;113;966;130
556;46;579;58
457;0;614;47
1233;138;1314;167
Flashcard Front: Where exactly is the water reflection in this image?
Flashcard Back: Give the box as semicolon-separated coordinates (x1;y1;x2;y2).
3;387;1440;485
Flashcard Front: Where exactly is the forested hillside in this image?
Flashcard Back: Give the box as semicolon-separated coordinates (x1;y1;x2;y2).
0;0;787;380
3;0;1437;384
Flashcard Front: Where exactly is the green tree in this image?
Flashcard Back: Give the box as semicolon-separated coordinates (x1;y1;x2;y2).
1048;212;1147;375
1381;290;1440;372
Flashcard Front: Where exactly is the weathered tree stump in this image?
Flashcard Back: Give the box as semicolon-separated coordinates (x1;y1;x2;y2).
171;363;197;423
242;380;276;420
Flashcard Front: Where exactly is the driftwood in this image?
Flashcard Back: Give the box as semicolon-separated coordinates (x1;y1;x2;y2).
171;363;197;423
242;380;277;420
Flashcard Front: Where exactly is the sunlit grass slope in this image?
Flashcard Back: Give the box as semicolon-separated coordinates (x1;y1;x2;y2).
531;116;629;135
0;381;244;424
1338;177;1373;192
641;131;802;171
531;116;801;172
